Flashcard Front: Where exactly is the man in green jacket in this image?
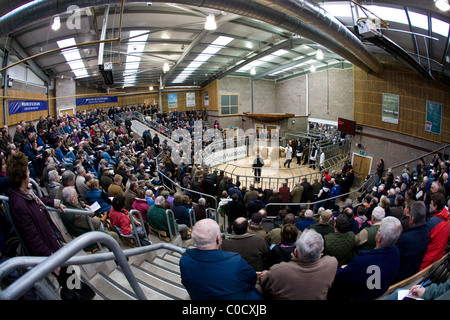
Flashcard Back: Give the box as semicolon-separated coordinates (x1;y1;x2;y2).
60;186;120;249
147;195;189;239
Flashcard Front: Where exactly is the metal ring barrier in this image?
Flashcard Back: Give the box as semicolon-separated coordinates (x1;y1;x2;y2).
165;209;179;241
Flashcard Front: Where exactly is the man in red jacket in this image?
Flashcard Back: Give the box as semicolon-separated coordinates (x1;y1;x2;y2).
420;192;449;270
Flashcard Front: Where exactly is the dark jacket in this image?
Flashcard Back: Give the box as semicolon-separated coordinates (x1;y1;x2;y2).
221;233;269;271
9;188;61;256
328;246;401;300
180;248;263;300
172;202;191;226
394;222;429;283
266;242;296;268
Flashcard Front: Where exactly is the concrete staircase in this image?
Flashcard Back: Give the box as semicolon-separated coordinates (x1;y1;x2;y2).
83;235;191;300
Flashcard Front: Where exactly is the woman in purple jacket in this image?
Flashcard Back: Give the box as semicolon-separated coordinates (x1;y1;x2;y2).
7;152;94;299
7;151;65;257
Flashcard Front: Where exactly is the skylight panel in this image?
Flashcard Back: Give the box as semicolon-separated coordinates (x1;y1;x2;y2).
408;11;428;31
238;49;289;73
431;18;450;37
125;30;148;75
172;35;234;83
57;38;89;79
212;36;234;46
363;5;408;25
272;49;289;56
202;46;222;55
194;54;212;62
320;3;353;18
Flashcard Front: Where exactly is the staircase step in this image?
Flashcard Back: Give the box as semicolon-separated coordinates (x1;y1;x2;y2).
163;253;182;265
88;271;137;300
139;260;182;285
152;256;181;274
109;268;175;300
128;264;189;300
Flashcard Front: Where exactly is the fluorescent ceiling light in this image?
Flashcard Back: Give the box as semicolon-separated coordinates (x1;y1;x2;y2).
51;16;61;31
435;0;450;11
316;49;323;60
163;62;170;73
204;14;217;30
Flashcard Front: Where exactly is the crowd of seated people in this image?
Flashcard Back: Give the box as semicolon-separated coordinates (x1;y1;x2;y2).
0;103;449;301
0;105;220;254
179;151;450;300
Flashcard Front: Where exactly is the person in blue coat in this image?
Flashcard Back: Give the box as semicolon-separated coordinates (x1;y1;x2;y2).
85;178;112;215
328;216;403;300
180;219;263;300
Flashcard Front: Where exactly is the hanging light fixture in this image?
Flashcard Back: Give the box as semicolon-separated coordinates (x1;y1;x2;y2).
163;63;170;73
316;49;323;60
435;0;450;11
310;65;316;73
250;67;256;75
51;16;61;30
204;14;217;30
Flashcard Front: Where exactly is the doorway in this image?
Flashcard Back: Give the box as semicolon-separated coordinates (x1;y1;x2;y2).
352;153;373;182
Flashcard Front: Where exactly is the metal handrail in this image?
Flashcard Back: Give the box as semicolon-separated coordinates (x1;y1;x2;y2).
158;170;218;210
165;209;179;241
129;209;148;247
0;194;105;252
46;205;105;252
188;208;195;227
0;232;147;300
0;241;185;285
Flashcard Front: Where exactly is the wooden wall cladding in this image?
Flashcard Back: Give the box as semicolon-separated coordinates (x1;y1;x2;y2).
201;79;218;111
4;89;51;125
159;90;203;113
354;65;450;143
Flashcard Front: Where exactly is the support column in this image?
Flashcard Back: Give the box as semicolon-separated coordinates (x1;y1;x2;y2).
55;77;76;116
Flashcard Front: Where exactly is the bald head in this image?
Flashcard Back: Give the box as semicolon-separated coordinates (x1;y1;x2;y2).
191;219;221;249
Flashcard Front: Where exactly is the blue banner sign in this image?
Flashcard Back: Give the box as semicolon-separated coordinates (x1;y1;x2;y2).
76;96;118;106
8;100;48;115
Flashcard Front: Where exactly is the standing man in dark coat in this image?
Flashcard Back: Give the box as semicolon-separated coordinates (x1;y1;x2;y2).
125;117;132;135
300;177;312;204
252;153;264;183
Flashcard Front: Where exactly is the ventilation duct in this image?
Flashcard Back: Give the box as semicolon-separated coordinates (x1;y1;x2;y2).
0;0;382;76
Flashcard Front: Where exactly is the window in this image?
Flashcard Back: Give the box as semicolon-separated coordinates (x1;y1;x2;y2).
431;17;450;37
221;94;239;115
